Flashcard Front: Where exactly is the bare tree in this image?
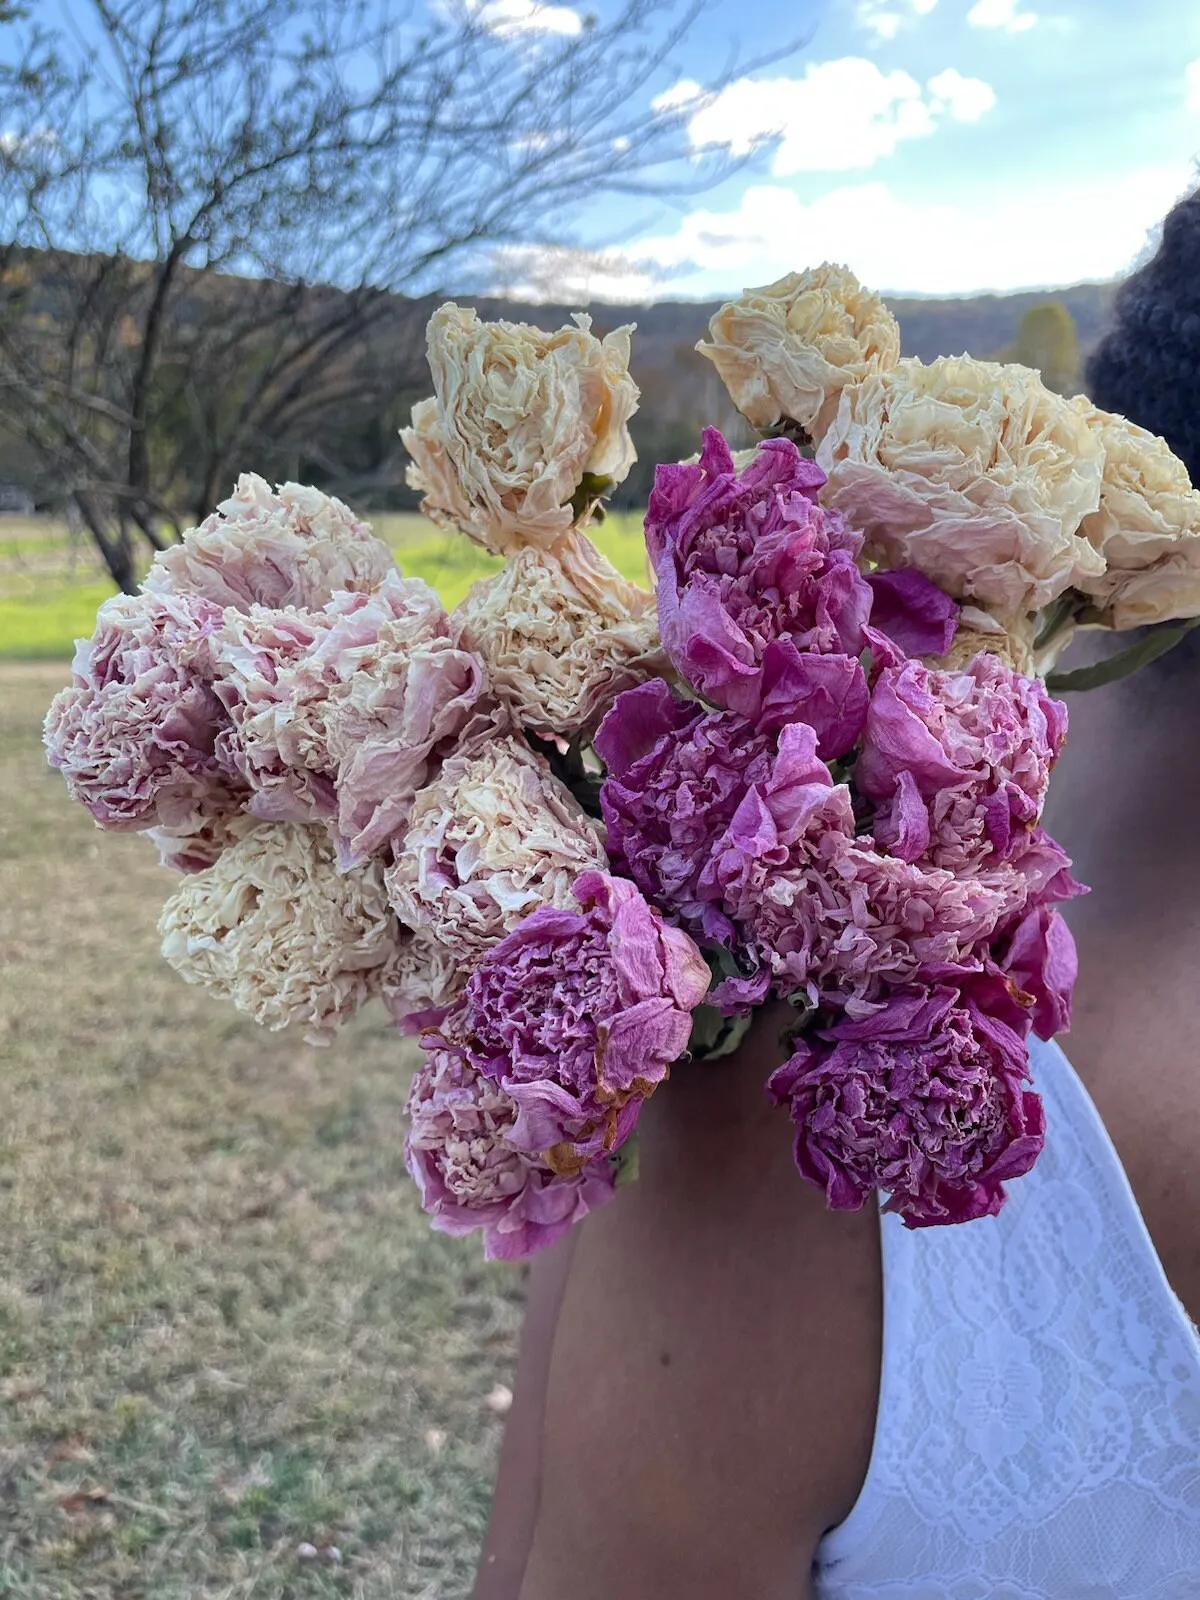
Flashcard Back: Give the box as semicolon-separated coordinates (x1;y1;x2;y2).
0;0;775;591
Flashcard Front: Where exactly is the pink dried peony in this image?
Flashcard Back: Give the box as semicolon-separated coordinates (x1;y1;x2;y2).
994;901;1078;1040
406;1041;616;1260
44;591;235;831
768;978;1045;1227
700;723;1016;1016
381;923;466;1034
144;474;395;612
211;575;497;858
449;870;710;1165
646;429;871;752
147;806;262;873
856;654;1068;871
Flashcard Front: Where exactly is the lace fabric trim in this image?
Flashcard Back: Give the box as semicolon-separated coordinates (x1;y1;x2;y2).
813;1037;1200;1600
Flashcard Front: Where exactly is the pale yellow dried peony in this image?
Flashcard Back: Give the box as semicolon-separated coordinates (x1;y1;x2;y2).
818;356;1106;614
385;735;606;964
402;304;639;554
1080;538;1200;630
452;530;663;742
697;264;901;442
926;607;1037;676
159;822;401;1043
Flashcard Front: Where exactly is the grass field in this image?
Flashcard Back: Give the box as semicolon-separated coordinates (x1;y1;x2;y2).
0;509;653;660
0;664;519;1597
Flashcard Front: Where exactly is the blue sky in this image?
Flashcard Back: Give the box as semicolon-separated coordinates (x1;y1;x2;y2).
494;0;1200;300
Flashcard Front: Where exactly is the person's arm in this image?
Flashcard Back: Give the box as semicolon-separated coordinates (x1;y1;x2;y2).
476;1011;883;1600
473;1232;577;1600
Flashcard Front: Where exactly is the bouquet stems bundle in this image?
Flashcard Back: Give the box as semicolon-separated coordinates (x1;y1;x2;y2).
46;267;1200;1258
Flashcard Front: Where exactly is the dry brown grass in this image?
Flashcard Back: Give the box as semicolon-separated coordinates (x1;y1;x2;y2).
0;664;519;1599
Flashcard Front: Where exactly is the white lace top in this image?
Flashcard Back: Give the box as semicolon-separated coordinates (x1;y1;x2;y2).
812;1036;1200;1600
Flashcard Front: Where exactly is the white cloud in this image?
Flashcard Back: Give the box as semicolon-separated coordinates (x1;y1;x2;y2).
610;164;1194;298
1186;59;1200;113
490;243;669;302
855;0;938;42
467;0;584;37
967;0;1038;32
662;58;996;175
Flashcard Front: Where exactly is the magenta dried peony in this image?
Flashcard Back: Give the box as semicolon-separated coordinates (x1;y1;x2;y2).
864;568;959;659
703;723;1015;1015
645;429;871;752
768;979;1046;1227
406;1040;616;1261
856;654;1068;871
446;869;710;1165
144;475;395;612
44;591;236;831
596;679;779;937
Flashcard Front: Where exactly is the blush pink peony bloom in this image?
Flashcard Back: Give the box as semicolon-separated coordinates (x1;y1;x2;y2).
767;978;1046;1227
144;475;395;612
448;870;710;1166
856;654;1068;871
645;429;871;753
406;1039;616;1260
44;592;235;831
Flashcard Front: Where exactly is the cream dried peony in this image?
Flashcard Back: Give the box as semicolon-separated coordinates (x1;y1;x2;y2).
401;304;639;554
1075;404;1200;573
145;475;395;612
1080;539;1200;630
697;264;901;441
159;822;401;1043
818;356;1106;614
386;735;607;964
452;530;663;742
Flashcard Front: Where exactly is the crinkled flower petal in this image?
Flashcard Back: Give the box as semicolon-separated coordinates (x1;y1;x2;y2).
452;529;663;742
402;304;639;554
159;821;402;1043
696;264;901;440
144;475;395;611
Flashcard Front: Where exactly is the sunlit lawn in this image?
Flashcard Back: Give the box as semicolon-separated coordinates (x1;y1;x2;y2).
0;663;519;1597
0;508;652;659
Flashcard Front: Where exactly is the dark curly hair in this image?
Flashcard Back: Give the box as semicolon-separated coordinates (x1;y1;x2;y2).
1086;182;1200;483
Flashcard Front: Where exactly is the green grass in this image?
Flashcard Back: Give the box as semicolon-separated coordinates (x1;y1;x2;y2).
0;509;652;659
0;663;518;1596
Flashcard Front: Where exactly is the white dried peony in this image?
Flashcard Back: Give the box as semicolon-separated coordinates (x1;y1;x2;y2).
145;475;395;612
401;303;639;554
697;264;901;442
158;822;401;1043
452;530;663;743
385;735;607;964
818;356;1106;615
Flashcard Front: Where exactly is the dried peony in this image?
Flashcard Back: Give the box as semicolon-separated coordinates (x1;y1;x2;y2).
452;529;662;743
211;575;497;859
597;679;778;937
145;474;395;612
696;264;901;441
818;356;1106;614
856;654;1067;872
402;303;639;555
381;923;466;1034
1078;539;1200;630
703;724;1015;1016
44;591;233;831
1077;403;1200;571
994;901;1078;1040
446;870;709;1167
386;735;607;964
211;604;343;824
768;979;1045;1227
646;429;872;753
405;1042;616;1261
158;822;401;1043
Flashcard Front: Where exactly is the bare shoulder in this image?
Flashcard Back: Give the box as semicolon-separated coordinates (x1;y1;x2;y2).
515;1018;882;1600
